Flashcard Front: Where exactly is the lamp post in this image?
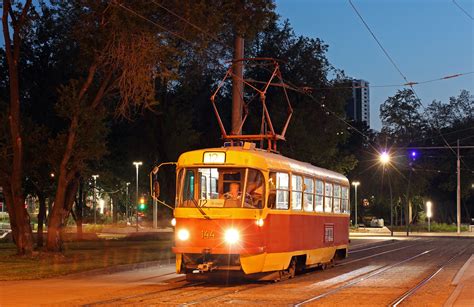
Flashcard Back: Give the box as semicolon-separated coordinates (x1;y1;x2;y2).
426;201;432;232
379;151;393;236
352;181;360;228
133;162;143;232
92;174;99;225
125;182;130;222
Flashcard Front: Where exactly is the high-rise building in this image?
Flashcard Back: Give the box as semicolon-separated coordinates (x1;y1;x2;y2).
346;79;370;126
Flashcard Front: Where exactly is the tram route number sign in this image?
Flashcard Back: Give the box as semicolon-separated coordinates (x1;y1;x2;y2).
203;152;226;164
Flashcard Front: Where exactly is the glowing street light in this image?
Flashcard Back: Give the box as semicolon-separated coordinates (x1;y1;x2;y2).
352;181;360;228
379;151;390;165
133;162;143;232
426;201;432;232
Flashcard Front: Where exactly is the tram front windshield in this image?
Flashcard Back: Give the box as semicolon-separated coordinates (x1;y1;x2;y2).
180;168;264;209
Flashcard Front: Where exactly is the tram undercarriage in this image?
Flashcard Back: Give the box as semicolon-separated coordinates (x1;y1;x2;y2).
178;247;347;282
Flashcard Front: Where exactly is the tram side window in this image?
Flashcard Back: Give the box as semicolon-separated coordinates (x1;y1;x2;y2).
341;186;349;213
270;172;289;210
333;185;341;213
245;169;264;209
324;182;333;213
182;170;195;206
303;177;314;212
315;180;324;212
291;175;303;210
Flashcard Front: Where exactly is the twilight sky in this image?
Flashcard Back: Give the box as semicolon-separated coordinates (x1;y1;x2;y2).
275;0;474;130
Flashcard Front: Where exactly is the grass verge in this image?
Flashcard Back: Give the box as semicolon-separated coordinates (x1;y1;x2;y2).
0;239;173;281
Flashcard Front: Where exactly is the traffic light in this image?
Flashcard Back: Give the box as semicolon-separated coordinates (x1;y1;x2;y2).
138;197;146;211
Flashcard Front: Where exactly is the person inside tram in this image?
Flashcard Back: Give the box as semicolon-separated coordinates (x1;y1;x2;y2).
223;182;241;200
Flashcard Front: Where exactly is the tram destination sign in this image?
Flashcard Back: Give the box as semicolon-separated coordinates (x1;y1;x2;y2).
203;152;226;164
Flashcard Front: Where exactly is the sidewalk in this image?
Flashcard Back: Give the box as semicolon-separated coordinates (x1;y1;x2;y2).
445;255;474;306
350;227;474;237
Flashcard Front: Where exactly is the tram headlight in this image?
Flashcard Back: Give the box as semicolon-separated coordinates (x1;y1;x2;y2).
171;218;176;227
224;228;240;244
256;218;264;227
177;229;190;241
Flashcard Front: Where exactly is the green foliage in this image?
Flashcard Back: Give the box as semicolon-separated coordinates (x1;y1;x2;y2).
380;88;425;143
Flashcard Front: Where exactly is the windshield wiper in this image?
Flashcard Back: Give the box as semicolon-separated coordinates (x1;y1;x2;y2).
191;198;211;220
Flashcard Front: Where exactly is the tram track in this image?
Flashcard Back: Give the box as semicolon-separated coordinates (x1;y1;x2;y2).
389;243;472;307
82;239;441;306
349;239;404;254
82;279;204;306
293;239;467;306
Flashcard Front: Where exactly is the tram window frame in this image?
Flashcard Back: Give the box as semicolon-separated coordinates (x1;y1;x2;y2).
324;182;333;213
341;186;349;214
333;184;341;213
315;179;324;212
291;174;303;211
270;172;289;210
182;169;196;206
303;177;314;212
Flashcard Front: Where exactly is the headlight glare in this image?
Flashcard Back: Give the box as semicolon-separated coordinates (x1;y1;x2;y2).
177;228;189;241
224;228;240;244
171;218;176;226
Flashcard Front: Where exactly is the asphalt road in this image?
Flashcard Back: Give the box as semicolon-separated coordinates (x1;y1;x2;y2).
1;236;472;306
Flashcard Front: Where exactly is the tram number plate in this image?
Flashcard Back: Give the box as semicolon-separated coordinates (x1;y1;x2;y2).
324;224;334;243
201;230;215;239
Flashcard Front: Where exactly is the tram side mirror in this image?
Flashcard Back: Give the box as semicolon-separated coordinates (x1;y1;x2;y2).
153;181;160;199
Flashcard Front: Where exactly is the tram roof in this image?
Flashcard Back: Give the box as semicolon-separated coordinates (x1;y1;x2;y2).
177;146;348;184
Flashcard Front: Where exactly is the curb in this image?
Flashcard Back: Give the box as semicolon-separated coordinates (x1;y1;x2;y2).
63;259;175;279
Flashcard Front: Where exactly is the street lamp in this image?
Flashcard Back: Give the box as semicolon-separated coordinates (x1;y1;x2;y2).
92;174;99;225
125;182;130;222
352;181;360;228
379;151;390;165
426;201;432;232
379;151;393;236
133;162;143;232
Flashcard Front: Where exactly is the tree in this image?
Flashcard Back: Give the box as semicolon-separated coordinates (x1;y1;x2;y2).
380;88;425;144
1;0;34;255
245;20;356;173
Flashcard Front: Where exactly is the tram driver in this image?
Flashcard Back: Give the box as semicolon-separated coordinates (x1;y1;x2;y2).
223;182;241;200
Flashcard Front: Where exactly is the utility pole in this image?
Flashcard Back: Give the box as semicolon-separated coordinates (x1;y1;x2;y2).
125;182;130;222
133;162;142;232
153;197;157;229
231;35;244;137
352;181;360;228
457;139;461;234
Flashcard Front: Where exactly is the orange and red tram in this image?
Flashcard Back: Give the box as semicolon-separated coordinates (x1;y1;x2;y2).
171;143;350;280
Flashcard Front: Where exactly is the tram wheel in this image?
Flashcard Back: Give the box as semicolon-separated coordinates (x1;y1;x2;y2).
287;257;297;279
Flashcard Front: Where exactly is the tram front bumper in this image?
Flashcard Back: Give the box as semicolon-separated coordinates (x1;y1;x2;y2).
172;246;266;254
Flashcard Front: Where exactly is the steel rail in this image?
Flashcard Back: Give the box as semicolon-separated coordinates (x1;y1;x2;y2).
337;243;421;266
389;245;469;307
179;241;434;305
82;279;205;306
86;240;436;306
349;240;402;254
294;249;435;306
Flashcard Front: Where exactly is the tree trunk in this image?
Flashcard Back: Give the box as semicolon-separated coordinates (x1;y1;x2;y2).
46;114;78;252
2;0;34;256
37;194;46;248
